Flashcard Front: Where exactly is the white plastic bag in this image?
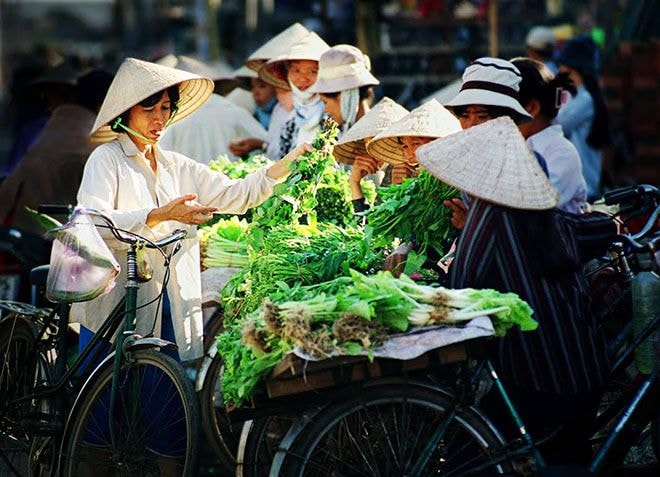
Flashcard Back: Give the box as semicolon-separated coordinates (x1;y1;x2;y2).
46;209;120;303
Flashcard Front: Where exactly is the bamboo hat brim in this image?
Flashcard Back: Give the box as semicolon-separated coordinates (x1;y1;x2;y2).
333;97;408;164
233;65;258;79
258;32;330;90
245;22;310;71
416;116;559;210
366;99;461;164
91;57;214;143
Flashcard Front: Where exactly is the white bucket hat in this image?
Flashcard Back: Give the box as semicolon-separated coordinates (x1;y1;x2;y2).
258;31;330;90
416;116;559;210
91;57;213;142
444;57;532;123
245;22;310;71
366;99;461;164
333;97;408;164
308;44;379;94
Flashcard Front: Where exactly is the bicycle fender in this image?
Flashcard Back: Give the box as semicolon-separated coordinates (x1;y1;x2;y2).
124;336;177;353
195;343;218;392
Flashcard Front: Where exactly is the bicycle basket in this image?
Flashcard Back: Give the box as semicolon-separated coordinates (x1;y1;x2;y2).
46;209;120;303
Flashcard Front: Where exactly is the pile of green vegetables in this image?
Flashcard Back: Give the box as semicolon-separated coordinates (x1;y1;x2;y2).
251;118;340;228
218;270;537;407
367;170;460;258
199;217;249;269
208;153;273;179
220;222;386;320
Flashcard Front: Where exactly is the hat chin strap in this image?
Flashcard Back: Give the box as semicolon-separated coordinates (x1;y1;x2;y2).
111;108;178;144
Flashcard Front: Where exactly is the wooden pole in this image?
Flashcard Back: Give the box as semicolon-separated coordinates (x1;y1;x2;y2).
488;0;498;57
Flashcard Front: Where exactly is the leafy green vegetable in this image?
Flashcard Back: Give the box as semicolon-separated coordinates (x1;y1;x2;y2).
218;270;537;407
367;170;459;257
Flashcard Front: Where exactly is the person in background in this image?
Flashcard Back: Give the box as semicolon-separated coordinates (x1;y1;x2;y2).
525;26;558;74
417;117;610;467
366;100;462;275
4;61;78;175
157;55;267;164
252;75;277;130
309;44;379;134
556;35;610;201
0;69;113;234
259;31;330;156
330;97;408;213
229;24;313;160
442;57;535;228
512;57;587;215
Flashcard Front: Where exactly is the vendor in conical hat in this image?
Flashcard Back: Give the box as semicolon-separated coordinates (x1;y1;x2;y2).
416;116;610;465
366;99;461;186
229;25;316;159
259;31;330;157
332;97;408;213
76;57;310;365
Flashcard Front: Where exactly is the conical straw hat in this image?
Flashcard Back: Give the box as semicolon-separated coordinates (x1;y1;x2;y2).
156;54;228;81
258;32;330;90
415;116;559;210
333;97;408;165
91;57;213;143
245;22;310;71
233;65;258;80
366;99;461;164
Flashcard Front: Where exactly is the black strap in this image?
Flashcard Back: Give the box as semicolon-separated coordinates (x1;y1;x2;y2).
460;80;519;100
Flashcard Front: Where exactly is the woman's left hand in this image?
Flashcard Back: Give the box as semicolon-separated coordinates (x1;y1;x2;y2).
266;143;313;180
147;194;219;227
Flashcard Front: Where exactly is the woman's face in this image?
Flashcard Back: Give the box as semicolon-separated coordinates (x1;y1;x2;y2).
287;60;319;91
400;136;433;164
320;94;342;124
251;78;276;107
127;91;172;146
458;105;493;129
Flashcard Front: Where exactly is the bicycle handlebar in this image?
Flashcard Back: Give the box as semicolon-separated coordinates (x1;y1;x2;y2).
603;184;659;206
37;204;188;250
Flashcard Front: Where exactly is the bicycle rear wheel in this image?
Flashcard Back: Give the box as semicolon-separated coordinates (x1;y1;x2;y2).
61;349;200;477
0;315;36;475
198;309;241;473
279;383;514;477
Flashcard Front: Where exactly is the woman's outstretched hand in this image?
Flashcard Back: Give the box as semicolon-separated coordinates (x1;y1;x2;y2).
443;198;469;229
266;143;313;180
147;194;219;227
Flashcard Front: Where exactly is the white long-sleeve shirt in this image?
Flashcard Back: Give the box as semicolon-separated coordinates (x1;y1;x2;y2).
159;94;267;164
73;133;278;361
526;124;587;214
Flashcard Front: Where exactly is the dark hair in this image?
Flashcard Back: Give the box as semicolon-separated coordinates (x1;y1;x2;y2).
110;85;180;132
512;57;575;120
577;68;611;149
320;85;375;104
511;209;580;280
451;104;516;121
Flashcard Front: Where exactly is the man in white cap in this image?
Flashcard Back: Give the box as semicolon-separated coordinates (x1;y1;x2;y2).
525;26;558;74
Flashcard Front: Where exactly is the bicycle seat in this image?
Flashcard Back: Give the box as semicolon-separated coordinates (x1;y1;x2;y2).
30;265;50;288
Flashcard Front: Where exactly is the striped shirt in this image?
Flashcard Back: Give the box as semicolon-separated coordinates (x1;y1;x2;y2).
450;199;610;394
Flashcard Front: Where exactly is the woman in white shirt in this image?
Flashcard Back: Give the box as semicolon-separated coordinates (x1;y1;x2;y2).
512;57;587;214
75;58;308;364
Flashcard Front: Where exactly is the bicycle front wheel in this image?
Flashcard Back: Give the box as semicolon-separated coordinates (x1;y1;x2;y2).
61;349;200;477
280;383;514;477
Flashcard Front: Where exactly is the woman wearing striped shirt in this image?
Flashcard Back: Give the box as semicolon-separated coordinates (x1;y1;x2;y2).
416;117;611;467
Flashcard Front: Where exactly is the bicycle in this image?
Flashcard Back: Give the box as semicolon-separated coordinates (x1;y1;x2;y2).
266;187;659;476
0;205;201;476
